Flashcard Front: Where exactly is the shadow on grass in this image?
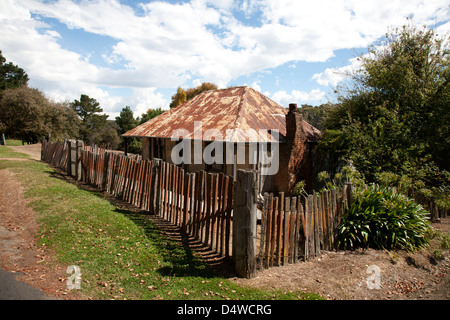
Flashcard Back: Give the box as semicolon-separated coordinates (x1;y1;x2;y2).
115;208;220;278
44;165;235;279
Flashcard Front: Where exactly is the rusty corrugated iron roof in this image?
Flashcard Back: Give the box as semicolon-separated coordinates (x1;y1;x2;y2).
123;86;321;143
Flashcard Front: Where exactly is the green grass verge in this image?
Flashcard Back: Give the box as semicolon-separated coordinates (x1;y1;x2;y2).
0;154;322;300
2;139;25;146
0;145;31;159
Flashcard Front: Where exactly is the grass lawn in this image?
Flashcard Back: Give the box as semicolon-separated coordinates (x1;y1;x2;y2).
0;144;31;159
1;139;26;146
0;146;323;300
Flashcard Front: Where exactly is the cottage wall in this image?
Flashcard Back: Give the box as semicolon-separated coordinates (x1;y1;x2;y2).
142;119;315;195
142;137;150;160
142;137;272;192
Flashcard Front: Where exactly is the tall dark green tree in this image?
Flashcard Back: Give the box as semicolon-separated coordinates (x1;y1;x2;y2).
72;94;103;123
0;51;29;91
71;94;108;142
115;106;137;135
320;24;449;203
115;106;141;153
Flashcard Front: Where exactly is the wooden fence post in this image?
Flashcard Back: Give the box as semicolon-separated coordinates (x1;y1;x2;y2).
346;183;353;209
40;138;45;161
150;159;160;215
68;139;76;178
76;140;84;181
232;169;258;279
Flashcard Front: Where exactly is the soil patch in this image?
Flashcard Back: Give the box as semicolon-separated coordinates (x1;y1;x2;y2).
0;169;68;299
233;219;449;300
9;143;42;161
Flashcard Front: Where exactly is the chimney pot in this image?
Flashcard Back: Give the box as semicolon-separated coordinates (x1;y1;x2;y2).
289;103;297;112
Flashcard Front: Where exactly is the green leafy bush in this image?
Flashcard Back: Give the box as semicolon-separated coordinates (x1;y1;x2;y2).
338;184;431;251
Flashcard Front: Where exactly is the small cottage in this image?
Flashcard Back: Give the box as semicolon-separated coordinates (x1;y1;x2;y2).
122;86;321;194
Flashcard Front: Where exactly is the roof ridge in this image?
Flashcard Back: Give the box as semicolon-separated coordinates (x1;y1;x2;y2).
225;86;247;142
246;86;285;109
203;85;247;93
237;85;250;127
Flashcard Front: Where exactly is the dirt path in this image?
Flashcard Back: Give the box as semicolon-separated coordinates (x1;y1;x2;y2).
9;143;42;161
233;216;450;300
0;169;68;299
0;144;69;299
1;144;449;300
233;236;449;300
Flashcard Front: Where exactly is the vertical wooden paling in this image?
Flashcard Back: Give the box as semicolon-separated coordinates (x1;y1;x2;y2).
182;173;191;232
263;193;273;268
283;197;290;265
276;192;284;266
211;173;219;251
270;196;278;267
259;193;268;269
219;175;228;256
289;197;297;263
225;176;233;258
214;173;222;254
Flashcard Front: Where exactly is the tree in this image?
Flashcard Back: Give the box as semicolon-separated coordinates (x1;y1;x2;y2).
319;24;449;203
0;86;46;143
138;107;165;124
297;103;333;130
185;82;217;100
89;120;121;149
0;86;80;143
115;106;137;135
71;94;108;142
71;94;102;123
0;52;81;144
0;51;29;91
169;82;218;108
169;87;187;108
115;106;139;153
43;101;80;141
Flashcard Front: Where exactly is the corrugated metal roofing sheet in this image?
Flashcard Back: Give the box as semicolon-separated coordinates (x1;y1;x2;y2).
123;86;321;143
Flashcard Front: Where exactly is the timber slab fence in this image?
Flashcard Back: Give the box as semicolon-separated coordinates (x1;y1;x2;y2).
258;186;351;270
79;148;235;258
41;139;448;278
41;140;235;262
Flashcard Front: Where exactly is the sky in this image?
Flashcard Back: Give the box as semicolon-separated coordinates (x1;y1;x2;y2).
1;0;449;120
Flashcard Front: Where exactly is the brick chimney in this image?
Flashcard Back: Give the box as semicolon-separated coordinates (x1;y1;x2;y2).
286;103;303;142
273;103;307;194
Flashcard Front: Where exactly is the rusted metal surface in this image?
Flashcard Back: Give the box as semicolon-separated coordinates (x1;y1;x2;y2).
302;119;322;142
123;86;320;143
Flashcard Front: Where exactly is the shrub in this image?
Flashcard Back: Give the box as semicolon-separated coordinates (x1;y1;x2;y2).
338;184;431;251
292;180;308;198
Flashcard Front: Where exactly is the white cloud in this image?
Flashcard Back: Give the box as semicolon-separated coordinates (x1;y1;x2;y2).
204;0;236;12
250;80;262;92
243;0;450;63
312;57;362;87
0;0;100;91
1;0;448;118
24;0;447;88
129;88;168;119
436;21;450;36
271;89;326;107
